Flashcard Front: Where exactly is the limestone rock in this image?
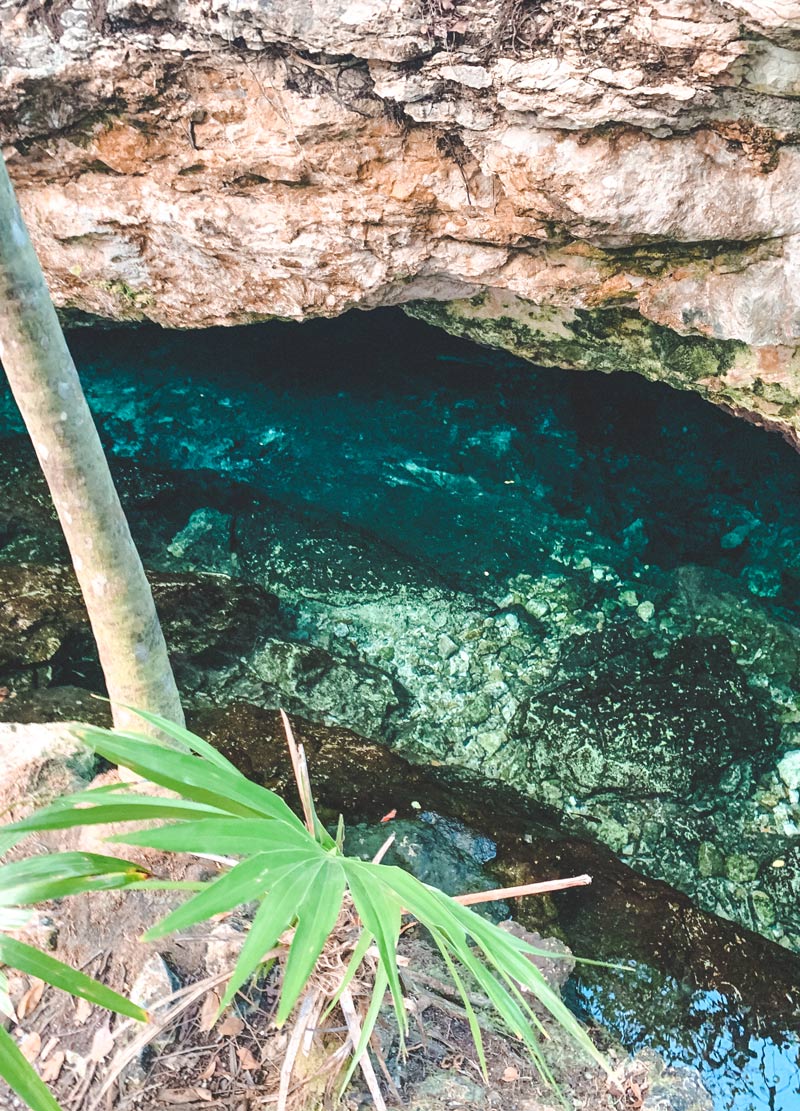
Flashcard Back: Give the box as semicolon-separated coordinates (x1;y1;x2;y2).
0;720;99;820
778;749;800;792
3;1;800;441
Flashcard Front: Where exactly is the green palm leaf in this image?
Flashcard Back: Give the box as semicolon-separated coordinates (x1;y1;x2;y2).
0;937;146;1021
72;727;307;832
142;849;321;940
276;859;346;1024
0;852;150;906
1;793;232;848
0;1025;61;1111
2;709;613;1108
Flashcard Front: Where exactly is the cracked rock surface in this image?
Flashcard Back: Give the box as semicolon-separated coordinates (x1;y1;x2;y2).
3;0;800;440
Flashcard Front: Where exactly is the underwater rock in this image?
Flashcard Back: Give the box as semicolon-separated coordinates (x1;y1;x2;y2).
514;630;775;800
758;846;800;938
0;562;283;698
3;338;800;954
777;749;800;793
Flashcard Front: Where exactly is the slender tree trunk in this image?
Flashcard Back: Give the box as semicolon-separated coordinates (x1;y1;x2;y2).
0;151;184;735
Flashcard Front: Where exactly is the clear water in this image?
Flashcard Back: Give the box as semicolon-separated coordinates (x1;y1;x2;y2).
2;308;800;1108
6;309;799;611
570;967;800;1111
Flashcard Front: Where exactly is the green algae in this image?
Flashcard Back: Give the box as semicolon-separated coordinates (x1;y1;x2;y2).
406;299;745;392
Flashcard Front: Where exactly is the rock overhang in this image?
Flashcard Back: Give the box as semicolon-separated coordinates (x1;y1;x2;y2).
3;0;800;442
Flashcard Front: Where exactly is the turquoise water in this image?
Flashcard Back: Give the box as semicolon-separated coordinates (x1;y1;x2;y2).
18;309;800;611
2;308;800;1108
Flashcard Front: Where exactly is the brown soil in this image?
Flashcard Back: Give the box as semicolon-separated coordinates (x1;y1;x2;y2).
0;722;650;1111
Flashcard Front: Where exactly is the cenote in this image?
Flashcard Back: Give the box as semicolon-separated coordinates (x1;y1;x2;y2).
1;309;800;1110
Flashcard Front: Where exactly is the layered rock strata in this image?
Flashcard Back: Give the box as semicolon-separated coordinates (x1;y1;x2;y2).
3;0;800;439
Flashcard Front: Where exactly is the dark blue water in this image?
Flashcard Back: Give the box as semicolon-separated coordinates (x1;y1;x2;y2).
9;309;798;617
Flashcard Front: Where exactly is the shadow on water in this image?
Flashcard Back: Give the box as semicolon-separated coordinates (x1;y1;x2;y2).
47;308;800;616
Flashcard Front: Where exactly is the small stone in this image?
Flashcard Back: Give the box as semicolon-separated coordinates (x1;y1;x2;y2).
777;750;800;793
333;623;349;637
437;634;459;659
721;520;758;549
743;566;781;598
751;890;776;927
725;853;759;885
127;955;181;1064
620;589;638;607
697;841;726;878
525;598;550;620
476;730;505;757
636;601;655;622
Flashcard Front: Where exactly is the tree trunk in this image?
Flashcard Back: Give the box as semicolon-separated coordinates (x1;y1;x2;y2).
0;151;184;736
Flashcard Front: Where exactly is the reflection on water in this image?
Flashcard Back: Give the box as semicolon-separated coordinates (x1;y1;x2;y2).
571;968;800;1111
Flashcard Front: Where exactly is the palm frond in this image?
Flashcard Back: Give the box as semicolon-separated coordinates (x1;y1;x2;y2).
2;711;612;1111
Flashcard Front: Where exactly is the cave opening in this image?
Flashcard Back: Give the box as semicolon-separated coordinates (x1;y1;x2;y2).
1;308;800;1110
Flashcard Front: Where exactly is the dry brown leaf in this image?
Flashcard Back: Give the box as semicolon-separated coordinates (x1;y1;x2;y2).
74;997;92;1025
19;1031;41;1063
17;979;45;1020
197;1056;217;1081
40;1050;65;1084
236;1045;259;1071
159;1088;212;1103
502;1065;520;1083
198;990;221;1033
40;1037;58;1061
218;1014;244;1038
89;1024;115;1063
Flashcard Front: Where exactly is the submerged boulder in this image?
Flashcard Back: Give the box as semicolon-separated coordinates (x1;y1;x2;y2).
0;562;283;698
516;630;777;799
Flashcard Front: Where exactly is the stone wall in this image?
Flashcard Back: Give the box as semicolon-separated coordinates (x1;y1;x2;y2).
2;0;800;439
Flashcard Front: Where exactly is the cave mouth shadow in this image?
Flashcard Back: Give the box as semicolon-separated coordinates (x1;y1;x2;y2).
62;305;800;620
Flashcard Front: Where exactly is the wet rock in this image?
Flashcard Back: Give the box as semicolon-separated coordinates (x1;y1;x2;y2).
697;842;726;879
778;749;800;793
751;889;777;928
637;1049;712;1111
515;632;775;799
345;816;508;921
0;563;283;701
498;922;576;991
166;507;238;576
725;853;759;885
231;638;402;738
759;846;800;935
